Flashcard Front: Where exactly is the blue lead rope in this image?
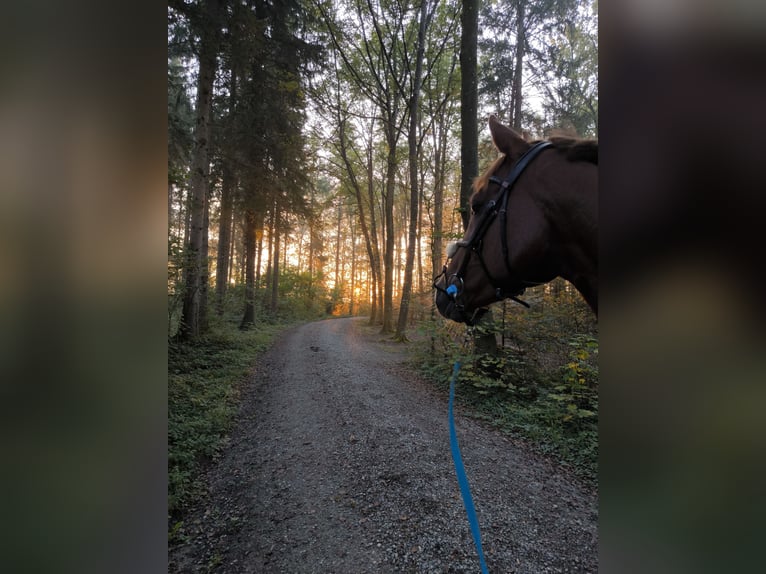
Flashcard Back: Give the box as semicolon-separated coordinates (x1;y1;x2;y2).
449;361;490;574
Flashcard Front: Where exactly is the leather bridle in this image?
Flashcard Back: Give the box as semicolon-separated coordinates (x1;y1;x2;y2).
433;141;553;322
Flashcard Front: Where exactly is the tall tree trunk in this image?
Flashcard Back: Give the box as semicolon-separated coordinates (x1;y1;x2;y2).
215;67;237;316
338;117;378;325
308;214;315;299
270;205;281;314
369;268;378;324
396;0;429;340
349;223;356;316
255;221;263;289
215;163;235;315
240;209;256;329
512;0;526;131
282;224;288;274
366;134;383;325
178;0;221;340
263;208;274;305
182;188;191;249
461;0;497;354
432;114;447;277
168;182;174;239
381;131;397;334
417;153;427;297
200;186;211;332
227;214;236;286
335;200;342;290
459;0;479;232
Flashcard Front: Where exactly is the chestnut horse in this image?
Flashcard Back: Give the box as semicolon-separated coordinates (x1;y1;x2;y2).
434;116;597;324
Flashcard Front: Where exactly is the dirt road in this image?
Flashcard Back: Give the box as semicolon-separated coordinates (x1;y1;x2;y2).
169;317;597;573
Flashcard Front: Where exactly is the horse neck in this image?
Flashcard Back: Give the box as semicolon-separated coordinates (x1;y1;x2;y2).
559;246;598;315
538;160;598;313
569;272;598;315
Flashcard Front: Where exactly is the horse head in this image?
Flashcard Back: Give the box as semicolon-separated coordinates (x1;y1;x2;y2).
434;116;598;324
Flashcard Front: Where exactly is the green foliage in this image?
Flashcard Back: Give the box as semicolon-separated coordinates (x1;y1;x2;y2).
478;0;598;137
167;56;194;184
168;322;286;518
272;267;335;320
547;334;598;427
540;4;599;137
413;284;598;481
167;236;186;335
456;352;537;397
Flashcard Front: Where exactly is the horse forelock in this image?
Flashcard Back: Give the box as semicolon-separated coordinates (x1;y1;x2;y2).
472;154;506;195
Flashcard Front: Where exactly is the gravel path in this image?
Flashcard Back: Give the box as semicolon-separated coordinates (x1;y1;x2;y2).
169;317;597;573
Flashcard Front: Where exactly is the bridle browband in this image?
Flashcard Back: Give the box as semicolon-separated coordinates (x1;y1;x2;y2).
433;141;553;322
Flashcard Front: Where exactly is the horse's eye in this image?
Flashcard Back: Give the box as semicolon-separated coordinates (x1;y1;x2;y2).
471;202;483;215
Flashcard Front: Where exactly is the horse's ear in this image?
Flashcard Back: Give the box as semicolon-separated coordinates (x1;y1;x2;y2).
489;115;528;158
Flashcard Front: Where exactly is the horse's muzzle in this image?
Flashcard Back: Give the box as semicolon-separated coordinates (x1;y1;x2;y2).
434;289;463;323
434;289;487;326
434;268;465;323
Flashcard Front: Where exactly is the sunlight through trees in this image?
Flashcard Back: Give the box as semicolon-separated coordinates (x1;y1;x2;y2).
168;0;598;340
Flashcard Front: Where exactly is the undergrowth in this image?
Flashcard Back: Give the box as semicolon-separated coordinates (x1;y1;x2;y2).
413;283;598;482
168;318;288;525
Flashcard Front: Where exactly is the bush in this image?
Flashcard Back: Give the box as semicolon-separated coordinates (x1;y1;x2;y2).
168;322;285;520
412;285;598;481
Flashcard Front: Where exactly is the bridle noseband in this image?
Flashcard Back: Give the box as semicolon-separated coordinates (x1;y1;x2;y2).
433;141;553;320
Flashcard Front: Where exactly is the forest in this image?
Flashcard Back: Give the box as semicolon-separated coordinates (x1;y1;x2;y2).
169;0;598;517
168;0;597;338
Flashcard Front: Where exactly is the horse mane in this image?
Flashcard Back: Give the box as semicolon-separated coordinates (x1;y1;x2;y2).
546;137;598;165
472;155;506;194
472;136;598;193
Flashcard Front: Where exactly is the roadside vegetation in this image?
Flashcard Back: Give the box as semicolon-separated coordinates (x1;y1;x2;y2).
169;323;278;521
413;280;598;483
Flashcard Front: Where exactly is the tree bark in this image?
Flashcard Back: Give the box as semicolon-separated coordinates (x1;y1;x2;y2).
263;208;274;305
395;0;430;340
178;0;221;340
349;220;356;316
215;163;235;315
459;0;479;232
416;167;424;295
338;117;379;325
366;129;383;325
215;65;237;316
381;129;397;334
431;113;447;277
182;188;191;250
255;220;262;289
335;200;342;291
168;182;174;240
270;204;281;314
512;0;526;131
227;214;236;286
240;209;256;329
200;185;211;332
462;0;497;354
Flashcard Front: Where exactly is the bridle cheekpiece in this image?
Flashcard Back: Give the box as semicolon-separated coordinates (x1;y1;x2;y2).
433;141;553;321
